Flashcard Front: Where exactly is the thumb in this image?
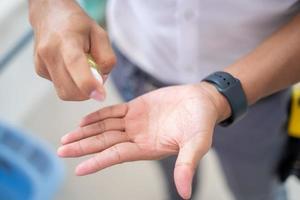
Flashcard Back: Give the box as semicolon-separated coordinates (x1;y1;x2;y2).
174;136;212;199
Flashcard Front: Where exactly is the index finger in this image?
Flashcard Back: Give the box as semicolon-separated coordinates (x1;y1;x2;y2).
75;142;143;175
79;103;128;127
62;40;105;101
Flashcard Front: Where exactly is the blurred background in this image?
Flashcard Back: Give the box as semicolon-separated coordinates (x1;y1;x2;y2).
0;1;299;199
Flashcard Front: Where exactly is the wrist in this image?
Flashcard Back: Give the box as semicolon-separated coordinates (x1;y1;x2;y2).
28;0;79;27
198;82;232;123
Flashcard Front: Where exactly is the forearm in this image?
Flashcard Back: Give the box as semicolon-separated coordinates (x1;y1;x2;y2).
199;13;300;122
225;13;300;105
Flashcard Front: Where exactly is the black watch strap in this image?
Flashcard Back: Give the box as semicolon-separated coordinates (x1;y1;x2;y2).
203;71;248;126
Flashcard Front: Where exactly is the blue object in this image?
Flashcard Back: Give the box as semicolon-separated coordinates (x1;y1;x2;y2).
77;0;107;23
0;29;33;73
0;122;64;200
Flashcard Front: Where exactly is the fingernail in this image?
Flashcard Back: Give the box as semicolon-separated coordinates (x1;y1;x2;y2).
57;147;65;157
61;134;69;144
103;74;109;83
90;90;105;101
79;119;85;127
75;164;86;176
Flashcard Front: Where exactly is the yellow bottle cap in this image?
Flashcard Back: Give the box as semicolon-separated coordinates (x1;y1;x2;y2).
87;54;103;84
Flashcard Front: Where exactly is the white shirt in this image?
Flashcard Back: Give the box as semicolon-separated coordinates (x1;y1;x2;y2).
107;0;300;84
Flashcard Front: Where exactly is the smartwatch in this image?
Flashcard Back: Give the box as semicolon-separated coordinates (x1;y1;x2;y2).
202;71;248;126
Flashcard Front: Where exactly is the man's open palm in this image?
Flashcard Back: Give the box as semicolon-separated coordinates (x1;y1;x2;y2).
58;84;221;199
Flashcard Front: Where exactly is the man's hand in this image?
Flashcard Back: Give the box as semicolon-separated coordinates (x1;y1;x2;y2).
57;83;230;199
29;0;116;101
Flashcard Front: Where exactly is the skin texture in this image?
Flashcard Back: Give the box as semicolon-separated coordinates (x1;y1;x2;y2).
29;0;116;101
29;0;300;199
57;83;229;199
225;14;300;105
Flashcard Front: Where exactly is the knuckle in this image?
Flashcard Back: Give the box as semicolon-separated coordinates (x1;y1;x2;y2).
37;44;51;57
93;156;101;169
56;88;71;101
81;127;87;138
110;145;122;163
107;55;117;67
97;121;106;132
35;66;47;78
99;56;116;73
78;78;96;95
37;34;61;59
95;134;107;148
77;140;85;155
